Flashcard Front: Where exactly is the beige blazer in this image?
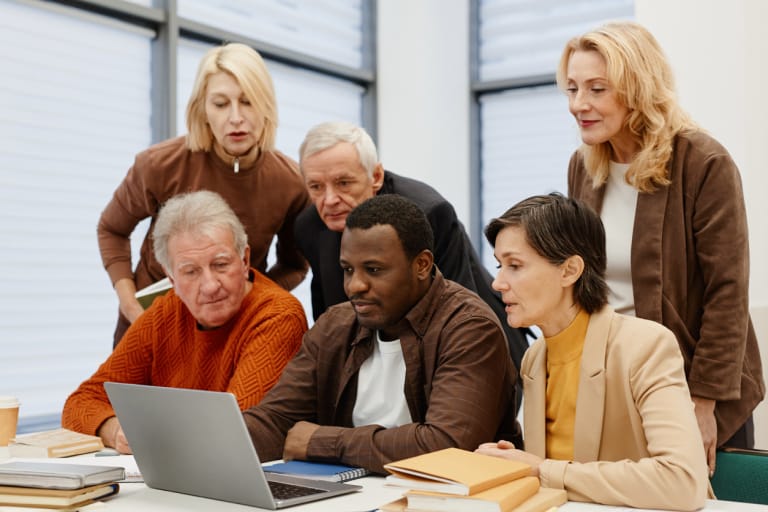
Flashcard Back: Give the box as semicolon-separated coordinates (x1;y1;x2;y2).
523;307;709;511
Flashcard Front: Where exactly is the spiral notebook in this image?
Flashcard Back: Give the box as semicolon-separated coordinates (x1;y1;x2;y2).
264;461;370;483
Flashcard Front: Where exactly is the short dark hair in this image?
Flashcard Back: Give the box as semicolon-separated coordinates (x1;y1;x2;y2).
484;193;608;313
345;194;434;260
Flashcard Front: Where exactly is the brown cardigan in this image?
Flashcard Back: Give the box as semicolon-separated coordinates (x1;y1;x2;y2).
568;130;764;445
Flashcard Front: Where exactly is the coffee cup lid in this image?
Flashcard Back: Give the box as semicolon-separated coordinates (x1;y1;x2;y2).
0;396;20;408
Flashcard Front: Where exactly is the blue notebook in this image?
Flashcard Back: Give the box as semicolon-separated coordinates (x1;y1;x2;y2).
263;461;370;483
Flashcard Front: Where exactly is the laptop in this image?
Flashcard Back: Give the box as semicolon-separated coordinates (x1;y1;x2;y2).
104;382;361;509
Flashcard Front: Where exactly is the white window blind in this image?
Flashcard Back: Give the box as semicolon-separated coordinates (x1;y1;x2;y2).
477;0;634;269
479;86;580;269
177;40;364;321
479;0;634;81
0;0;153;428
178;0;364;69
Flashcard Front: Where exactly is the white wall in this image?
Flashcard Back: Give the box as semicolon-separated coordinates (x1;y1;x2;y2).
378;0;768;448
637;0;768;448
376;0;471;223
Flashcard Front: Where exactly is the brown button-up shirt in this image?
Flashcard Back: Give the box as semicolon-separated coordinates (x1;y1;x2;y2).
243;270;521;473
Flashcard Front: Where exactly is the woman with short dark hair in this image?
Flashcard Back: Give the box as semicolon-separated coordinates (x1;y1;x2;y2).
478;193;708;510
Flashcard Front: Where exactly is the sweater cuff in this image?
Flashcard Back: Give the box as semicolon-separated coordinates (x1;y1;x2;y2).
539;459;568;490
306;425;348;460
106;262;134;286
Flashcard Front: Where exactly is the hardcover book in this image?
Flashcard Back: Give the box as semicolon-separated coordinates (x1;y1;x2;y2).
404;476;540;512
135;277;172;309
9;428;104;458
0;482;119;509
384;448;531;496
0;461;125;490
509;487;567;512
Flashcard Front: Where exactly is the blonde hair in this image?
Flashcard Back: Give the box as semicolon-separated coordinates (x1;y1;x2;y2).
185;43;277;152
556;21;696;192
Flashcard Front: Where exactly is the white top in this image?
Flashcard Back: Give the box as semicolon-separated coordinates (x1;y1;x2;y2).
352;332;411;428
601;161;637;316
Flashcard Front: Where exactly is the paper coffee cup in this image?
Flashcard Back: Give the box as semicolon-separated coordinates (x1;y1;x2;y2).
0;396;20;447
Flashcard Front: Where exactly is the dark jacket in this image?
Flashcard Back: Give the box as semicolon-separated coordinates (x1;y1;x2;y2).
294;170;529;370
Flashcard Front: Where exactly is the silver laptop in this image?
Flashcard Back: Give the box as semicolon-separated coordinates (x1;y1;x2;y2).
104;382;361;509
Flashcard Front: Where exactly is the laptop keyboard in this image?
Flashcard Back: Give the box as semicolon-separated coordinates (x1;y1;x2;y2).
268;480;325;500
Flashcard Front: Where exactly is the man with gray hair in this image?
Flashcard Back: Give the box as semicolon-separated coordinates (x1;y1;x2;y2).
295;121;529;372
63;190;307;453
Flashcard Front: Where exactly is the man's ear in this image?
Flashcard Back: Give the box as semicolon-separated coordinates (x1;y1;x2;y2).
561;255;584;287
371;163;385;194
163;267;175;286
414;249;435;280
242;245;251;276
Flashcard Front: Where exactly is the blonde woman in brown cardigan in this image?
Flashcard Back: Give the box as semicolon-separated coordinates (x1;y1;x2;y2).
561;21;763;476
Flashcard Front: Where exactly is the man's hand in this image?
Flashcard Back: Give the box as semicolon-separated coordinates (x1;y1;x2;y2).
97;416;132;454
475;440;542;477
283;421;320;461
692;396;717;476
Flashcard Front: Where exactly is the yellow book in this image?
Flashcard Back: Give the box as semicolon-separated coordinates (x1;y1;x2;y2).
9;429;104;458
0;482;119;509
511;487;567;512
405;476;540;512
384;447;531;496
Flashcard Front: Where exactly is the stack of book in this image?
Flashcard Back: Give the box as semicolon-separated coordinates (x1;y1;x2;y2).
0;461;124;510
382;448;567;512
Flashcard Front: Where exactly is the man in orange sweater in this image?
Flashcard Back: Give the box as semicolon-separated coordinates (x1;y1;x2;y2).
63;191;307;453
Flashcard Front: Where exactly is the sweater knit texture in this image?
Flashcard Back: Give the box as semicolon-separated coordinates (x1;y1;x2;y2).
62;270;307;436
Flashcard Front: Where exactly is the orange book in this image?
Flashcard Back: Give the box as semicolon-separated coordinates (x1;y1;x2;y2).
405;476;540;512
384;447;531;496
511;487;567;512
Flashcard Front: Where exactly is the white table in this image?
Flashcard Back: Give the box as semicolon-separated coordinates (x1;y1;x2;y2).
1;450;767;511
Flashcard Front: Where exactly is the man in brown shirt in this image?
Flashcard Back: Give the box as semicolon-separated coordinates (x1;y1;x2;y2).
243;195;520;474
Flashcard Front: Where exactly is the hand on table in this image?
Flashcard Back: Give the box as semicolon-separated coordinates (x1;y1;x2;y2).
476;440;542;477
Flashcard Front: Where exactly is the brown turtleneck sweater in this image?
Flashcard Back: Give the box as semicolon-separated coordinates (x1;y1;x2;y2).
97;136;310;293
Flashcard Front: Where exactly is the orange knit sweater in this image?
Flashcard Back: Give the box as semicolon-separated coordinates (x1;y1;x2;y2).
62;270;307;436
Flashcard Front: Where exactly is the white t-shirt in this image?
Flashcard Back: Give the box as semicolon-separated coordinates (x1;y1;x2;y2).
601;161;637;316
352;332;412;428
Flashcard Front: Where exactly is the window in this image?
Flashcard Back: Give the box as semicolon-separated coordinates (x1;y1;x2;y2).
0;0;153;430
0;0;372;432
473;0;633;267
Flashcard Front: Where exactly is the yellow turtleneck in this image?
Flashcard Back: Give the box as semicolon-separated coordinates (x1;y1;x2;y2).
544;308;589;461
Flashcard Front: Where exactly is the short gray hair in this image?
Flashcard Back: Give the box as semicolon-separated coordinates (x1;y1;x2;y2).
152;190;248;272
299;121;378;177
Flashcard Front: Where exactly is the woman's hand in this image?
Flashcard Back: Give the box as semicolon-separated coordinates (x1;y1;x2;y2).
114;278;145;323
692;396;717;476
476;440;543;477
